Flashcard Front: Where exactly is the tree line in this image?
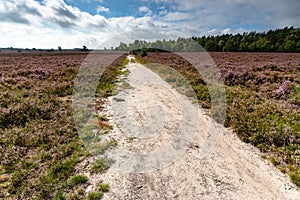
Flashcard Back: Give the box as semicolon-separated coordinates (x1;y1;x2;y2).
115;27;300;52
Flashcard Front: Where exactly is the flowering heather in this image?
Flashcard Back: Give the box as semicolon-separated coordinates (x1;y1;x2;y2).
137;52;300;186
1;50;300;198
0;51;126;199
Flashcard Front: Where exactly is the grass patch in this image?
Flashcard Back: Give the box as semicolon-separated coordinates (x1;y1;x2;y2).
99;183;110;192
91;158;114;173
87;191;103;200
97;115;109;122
95;55;129;98
55;191;66;200
290;171;300;187
69;174;88;187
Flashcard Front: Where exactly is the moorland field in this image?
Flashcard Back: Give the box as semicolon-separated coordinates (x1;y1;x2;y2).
0;51;299;198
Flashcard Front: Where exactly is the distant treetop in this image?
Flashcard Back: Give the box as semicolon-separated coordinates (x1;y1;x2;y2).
115;27;300;52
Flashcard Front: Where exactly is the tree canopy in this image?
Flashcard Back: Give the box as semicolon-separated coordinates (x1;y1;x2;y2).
115;27;300;52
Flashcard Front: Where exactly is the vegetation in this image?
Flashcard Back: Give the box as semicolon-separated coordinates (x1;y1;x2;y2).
91;158;114;173
69;174;88;187
1;43;299;198
115;27;300;52
99;183;110;192
87;191;103;200
95;56;129;98
0;52;127;199
136;52;300;186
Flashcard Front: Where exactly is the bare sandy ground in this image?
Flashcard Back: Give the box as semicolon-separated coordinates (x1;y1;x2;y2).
95;56;300;200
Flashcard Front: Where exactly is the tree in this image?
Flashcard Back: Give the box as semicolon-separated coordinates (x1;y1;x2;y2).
115;27;300;53
204;39;216;51
223;38;235;52
83;45;88;51
283;40;296;52
218;40;225;51
58;46;62;51
118;42;128;51
255;38;271;52
141;49;147;57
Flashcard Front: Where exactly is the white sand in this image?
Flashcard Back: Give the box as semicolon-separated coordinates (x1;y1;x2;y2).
96;56;300;200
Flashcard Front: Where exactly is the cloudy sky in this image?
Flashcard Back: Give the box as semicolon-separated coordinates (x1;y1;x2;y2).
0;0;299;49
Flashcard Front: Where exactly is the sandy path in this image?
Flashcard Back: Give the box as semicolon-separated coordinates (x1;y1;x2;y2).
98;56;300;200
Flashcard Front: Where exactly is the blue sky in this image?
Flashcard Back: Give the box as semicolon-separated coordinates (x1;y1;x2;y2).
0;0;299;49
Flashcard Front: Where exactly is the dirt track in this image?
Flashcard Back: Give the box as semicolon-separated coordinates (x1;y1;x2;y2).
98;56;300;200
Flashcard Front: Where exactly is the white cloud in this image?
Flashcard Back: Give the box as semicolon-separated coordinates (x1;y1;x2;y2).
0;0;299;49
96;6;109;13
161;12;190;21
150;0;300;29
83;0;103;3
138;6;153;16
0;0;160;49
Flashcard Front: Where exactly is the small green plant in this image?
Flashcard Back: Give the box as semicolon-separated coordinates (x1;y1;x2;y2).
109;138;118;146
87;191;103;200
290;171;300;187
99;183;110;192
91;158;114;173
270;156;279;166
295;85;300;99
77;188;84;195
97;115;109;122
49;158;79;180
55;191;66;200
69;174;88;187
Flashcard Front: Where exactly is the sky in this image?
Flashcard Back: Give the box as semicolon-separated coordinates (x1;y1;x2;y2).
0;0;299;49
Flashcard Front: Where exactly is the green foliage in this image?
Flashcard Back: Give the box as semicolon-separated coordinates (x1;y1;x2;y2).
69;174;88;187
55;191;66;200
91;158;114;173
290;171;300;187
87;191;103;200
99;184;110;192
141;49;147;57
49;158;79;181
270;156;279;166
115;27;300;52
97;115;109;122
95;55;128;97
295;85;300;99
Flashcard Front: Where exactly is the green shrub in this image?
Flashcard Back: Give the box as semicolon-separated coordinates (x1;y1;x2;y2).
290;171;300;187
55;191;66;200
87;191;103;200
97;115;109;122
69;174;88;187
91;158;114;173
49;158;78;180
141;49;147;57
99;184;109;192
